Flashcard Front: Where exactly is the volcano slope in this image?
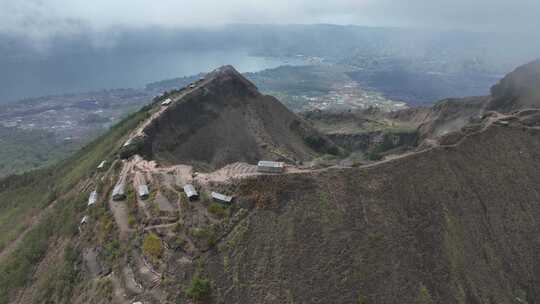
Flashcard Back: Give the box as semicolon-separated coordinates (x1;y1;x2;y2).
416;59;540;143
1;62;540;304
202;117;540;304
135;65;337;170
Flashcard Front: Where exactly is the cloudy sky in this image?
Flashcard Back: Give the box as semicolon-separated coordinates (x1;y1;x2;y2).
1;0;539;39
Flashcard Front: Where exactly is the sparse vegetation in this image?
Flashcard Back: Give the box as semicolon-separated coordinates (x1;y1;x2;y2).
415;283;434;304
366;149;383;161
126;185;139;228
103;239;122;265
143;233;163;261
171;235;186;250
185;276;211;301
208;202;228;218
0;126;79;178
162;186;179;203
96;277;114;301
33;243;81;303
0;193;85;303
191;225;218;247
0;105;148;302
357;293;367;304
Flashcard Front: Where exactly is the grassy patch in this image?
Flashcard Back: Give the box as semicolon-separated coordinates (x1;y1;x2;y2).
32;243;82;304
95;277;114;301
416;283;434;304
185;276;211;301
0;194;85;304
0;104;152;303
208;203;228;218
143;233;163;262
126;185;139;228
191;225;218;247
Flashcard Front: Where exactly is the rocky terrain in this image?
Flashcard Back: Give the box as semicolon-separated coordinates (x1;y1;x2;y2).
0;64;405;177
0;59;539;304
134;66;336;170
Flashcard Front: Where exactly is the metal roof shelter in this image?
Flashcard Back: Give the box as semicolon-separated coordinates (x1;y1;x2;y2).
161;98;172;106
135;172;150;200
88;191;98;206
183;184;199;201
123;138;133;147
257;161;285;173
211;192;233;204
97;160;107;170
112;183;126;201
138;184;150;200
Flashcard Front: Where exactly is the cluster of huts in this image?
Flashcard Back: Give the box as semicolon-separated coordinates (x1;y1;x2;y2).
111;173;150;202
81;158;286;228
183;184;233;204
180;160;284;204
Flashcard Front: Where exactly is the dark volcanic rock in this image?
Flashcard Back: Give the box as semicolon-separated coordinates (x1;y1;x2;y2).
140;66;337;169
489;59;540;112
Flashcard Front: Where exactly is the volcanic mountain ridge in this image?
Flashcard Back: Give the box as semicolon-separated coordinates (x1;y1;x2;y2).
121;65;337;170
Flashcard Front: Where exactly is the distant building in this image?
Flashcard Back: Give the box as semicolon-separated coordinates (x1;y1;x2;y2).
257;161;285;173
138;184;150;200
123;138;133;147
183;184;199;201
112;183;126;201
211;192;233;204
161;98;172;106
88;191;98;206
97;160;107;170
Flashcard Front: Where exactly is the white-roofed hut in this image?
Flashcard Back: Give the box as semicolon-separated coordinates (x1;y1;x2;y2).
97;160;107;170
112;183;126;201
257;161;285;173
88;191;98;206
161;98;172;106
183;184;199;201
138;184;150;200
211;192;233;204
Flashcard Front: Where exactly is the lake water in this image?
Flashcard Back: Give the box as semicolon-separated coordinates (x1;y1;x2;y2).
0;49;302;103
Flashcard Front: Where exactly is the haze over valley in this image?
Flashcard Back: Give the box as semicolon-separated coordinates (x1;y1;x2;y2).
1;1;540;303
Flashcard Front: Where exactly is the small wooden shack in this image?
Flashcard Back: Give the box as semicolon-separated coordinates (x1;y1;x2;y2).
138;185;150;200
97;160;107;170
112;183;126;201
257;161;285;173
88;191;98;206
123;138;133;147
161;98;172;106
183;184;199;201
211;192;233;204
135;172;150;200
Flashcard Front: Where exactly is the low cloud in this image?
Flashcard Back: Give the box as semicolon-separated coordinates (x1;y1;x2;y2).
1;0;539;40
